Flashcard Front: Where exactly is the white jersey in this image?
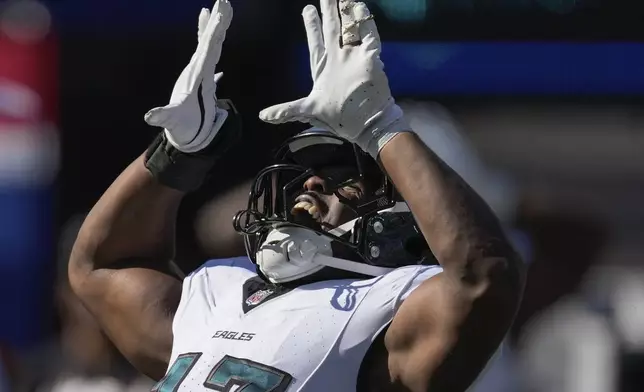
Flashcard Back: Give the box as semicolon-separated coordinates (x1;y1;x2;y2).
156;257;442;392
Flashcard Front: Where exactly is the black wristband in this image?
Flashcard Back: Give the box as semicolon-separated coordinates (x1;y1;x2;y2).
144;99;241;192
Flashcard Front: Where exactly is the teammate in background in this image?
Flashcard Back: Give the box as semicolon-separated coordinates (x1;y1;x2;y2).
68;1;524;391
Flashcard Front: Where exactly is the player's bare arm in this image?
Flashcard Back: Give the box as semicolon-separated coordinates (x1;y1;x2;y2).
68;1;235;381
192;180;254;260
379;132;524;391
260;1;524;390
69;156;184;380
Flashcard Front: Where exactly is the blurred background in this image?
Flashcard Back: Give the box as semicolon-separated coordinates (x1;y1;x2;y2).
1;0;644;391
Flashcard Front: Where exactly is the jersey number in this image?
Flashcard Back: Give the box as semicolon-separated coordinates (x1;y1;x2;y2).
152;353;293;392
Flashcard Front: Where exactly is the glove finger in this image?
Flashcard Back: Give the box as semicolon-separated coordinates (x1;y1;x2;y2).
144;106;177;128
214;72;224;84
198;8;211;40
354;2;380;52
340;0;361;46
302;5;325;77
206;0;233;40
199;0;233;71
320;0;341;48
259;98;310;125
190;1;232;91
361;30;381;56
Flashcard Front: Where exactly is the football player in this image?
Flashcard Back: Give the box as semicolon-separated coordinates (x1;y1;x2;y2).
68;1;524;391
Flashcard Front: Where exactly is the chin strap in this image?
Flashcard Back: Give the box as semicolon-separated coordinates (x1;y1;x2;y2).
313;254;395;277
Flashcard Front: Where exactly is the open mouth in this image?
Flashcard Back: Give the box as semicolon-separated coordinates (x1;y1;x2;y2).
291;193;322;220
291;192;326;225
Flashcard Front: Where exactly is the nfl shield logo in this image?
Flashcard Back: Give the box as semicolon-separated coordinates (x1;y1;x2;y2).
245;289;274;306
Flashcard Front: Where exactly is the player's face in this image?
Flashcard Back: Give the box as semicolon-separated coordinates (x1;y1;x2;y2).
290;169;365;231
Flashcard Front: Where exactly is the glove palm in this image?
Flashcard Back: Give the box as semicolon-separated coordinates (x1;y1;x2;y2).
260;0;407;157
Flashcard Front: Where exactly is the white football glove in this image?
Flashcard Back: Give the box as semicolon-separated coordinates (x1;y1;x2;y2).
259;0;409;158
144;0;233;153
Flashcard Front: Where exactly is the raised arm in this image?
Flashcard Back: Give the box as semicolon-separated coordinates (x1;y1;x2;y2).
258;1;524;390
69;1;235;380
378;132;523;391
69;156;184;380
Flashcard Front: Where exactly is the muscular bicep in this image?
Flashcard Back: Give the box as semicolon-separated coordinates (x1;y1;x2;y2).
386;267;521;392
70;258;181;380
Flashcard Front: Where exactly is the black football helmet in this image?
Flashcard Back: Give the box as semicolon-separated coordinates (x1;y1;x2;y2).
233;128;436;283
